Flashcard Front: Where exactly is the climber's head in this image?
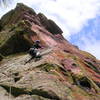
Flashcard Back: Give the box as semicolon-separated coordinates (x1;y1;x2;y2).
35;40;40;44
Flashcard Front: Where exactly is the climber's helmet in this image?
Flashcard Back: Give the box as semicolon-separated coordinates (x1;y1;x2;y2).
35;40;40;44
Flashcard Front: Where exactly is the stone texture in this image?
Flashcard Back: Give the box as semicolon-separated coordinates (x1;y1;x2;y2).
0;3;100;100
37;13;63;34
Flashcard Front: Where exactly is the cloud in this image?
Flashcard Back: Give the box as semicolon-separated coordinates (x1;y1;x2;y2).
80;36;100;59
0;1;17;18
27;0;100;39
69;16;100;59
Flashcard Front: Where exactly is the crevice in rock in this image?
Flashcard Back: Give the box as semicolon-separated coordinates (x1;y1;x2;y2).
94;81;100;88
84;60;100;74
0;85;60;100
72;63;77;67
0;54;3;61
1;85;27;97
59;67;69;76
30;89;60;100
78;77;91;89
0;32;31;56
13;72;21;82
63;50;71;53
72;76;91;90
0;24;3;31
13;72;19;76
14;77;21;82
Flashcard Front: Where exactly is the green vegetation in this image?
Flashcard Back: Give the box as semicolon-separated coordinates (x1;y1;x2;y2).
38;63;58;72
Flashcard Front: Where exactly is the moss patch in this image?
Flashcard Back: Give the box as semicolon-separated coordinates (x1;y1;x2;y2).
39;63;59;72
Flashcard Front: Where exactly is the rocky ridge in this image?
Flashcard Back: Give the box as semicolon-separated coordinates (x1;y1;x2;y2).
0;3;100;100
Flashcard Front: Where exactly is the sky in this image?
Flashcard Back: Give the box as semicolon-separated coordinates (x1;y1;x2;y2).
0;0;100;59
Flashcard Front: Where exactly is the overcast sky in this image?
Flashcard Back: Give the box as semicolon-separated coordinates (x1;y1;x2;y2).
0;0;100;59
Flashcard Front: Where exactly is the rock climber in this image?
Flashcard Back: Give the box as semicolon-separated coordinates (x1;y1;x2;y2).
28;40;42;57
31;40;42;49
25;40;42;64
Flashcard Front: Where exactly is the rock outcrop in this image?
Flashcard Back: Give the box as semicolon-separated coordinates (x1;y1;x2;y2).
0;3;100;100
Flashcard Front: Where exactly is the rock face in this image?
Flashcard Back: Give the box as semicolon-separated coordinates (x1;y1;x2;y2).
0;3;63;56
0;3;100;100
